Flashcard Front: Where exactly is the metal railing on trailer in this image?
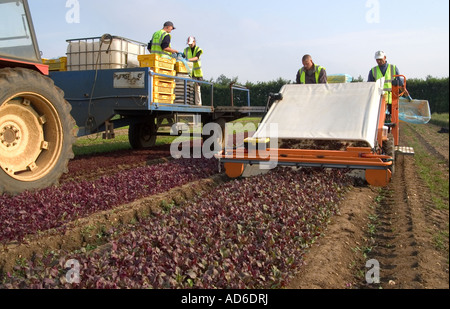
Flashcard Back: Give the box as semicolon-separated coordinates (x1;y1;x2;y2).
49;67;266;138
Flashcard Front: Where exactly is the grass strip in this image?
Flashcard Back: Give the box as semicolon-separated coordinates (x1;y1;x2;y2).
402;124;449;210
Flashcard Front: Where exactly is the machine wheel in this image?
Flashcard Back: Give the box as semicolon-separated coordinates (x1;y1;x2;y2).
128;118;157;149
224;162;245;178
0;68;76;195
382;133;396;176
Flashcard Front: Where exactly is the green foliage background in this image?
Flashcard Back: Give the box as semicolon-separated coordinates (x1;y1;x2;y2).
202;75;289;107
205;75;449;113
406;76;449;114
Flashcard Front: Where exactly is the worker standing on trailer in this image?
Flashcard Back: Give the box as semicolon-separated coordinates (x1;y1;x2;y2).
368;51;403;117
184;36;203;106
296;55;327;84
148;21;179;56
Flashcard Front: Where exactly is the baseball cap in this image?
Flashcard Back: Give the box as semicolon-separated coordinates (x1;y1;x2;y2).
375;51;386;60
164;21;176;29
187;36;195;44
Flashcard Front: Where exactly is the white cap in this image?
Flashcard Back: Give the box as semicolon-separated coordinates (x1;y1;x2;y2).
375;51;386;60
187;36;195;44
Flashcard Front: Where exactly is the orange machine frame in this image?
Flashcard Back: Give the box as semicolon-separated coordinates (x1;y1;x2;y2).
217;78;407;187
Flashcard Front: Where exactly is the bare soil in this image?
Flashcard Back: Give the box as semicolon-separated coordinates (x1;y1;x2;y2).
288;122;449;289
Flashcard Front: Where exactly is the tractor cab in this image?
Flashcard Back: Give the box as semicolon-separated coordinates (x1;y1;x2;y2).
0;0;47;73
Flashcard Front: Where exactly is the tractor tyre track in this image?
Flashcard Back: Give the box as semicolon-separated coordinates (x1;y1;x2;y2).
366;155;425;288
290;122;448;290
363;153;448;289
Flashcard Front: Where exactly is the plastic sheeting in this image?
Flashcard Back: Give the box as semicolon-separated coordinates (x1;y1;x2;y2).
174;53;192;75
399;97;431;124
253;81;385;149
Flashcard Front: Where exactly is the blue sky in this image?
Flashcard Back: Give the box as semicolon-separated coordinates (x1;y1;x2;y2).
29;0;449;83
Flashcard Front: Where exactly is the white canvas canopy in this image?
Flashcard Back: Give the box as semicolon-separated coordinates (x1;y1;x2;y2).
253;80;385;149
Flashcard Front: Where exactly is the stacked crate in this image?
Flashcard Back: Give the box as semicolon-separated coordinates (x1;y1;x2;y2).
175;60;191;74
42;57;67;71
138;54;176;104
327;74;353;84
174;60;195;105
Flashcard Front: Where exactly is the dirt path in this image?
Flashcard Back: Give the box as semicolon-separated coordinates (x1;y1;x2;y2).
289;123;449;289
286;185;377;289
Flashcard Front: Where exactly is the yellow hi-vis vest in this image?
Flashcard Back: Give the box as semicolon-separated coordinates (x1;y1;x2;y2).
299;65;325;84
184;46;203;78
372;64;396;104
150;30;171;56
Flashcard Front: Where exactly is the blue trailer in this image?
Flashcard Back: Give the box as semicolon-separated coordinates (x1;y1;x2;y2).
50;67;265;148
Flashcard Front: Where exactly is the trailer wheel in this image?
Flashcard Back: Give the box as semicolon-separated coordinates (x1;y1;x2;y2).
203;117;226;153
128;118;157;149
382;133;396;175
0;68;76;195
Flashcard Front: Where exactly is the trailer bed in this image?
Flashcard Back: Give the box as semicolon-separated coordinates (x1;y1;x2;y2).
50;67;265;137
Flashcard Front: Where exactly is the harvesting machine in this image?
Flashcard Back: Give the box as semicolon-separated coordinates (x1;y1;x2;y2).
217;76;431;187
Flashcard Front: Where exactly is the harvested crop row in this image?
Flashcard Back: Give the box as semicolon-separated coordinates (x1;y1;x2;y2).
0;158;217;245
1;167;352;289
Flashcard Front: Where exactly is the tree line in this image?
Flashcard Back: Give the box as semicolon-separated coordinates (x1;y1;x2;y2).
203;75;449;114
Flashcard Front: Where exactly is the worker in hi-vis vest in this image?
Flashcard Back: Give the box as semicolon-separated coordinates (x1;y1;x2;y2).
184;36;203;106
368;51;403;116
296;55;327;84
148;21;179;56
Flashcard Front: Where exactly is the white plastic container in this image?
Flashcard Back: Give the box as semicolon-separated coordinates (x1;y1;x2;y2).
66;35;146;71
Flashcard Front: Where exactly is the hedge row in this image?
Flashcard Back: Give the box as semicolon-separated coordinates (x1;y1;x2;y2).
204;76;449;113
406;77;449;114
202;78;289;108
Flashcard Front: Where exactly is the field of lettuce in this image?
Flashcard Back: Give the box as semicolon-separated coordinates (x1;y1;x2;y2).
1;119;447;290
0;137;352;289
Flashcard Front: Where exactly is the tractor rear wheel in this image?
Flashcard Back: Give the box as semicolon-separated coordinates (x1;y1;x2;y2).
0;68;76;195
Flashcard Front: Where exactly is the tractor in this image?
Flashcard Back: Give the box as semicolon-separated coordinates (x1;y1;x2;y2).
0;0;76;195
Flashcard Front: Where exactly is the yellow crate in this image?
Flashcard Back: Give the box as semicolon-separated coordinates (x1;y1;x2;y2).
138;54;176;64
42;57;67;71
138;54;176;70
153;85;175;95
175;61;189;74
151;67;176;76
327;74;353;84
153;93;176;104
154;99;175;104
153;79;176;88
153;76;175;84
153;93;176;100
